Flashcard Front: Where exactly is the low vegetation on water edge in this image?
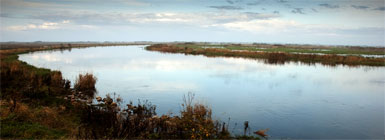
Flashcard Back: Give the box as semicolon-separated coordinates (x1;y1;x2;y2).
174;42;385;55
0;44;262;139
146;44;385;66
74;73;97;98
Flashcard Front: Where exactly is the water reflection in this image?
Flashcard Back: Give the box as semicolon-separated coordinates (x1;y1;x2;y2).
19;46;384;139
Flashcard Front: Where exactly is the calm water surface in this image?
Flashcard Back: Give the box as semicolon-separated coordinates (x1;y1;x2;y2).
19;46;384;139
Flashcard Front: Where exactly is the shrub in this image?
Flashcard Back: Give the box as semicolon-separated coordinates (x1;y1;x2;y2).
74;73;97;98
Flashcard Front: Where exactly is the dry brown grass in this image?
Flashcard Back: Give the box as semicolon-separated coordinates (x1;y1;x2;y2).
178;93;229;139
74;73;97;98
0;100;78;134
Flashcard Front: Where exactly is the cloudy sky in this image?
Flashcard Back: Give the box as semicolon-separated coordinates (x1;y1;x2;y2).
0;0;384;46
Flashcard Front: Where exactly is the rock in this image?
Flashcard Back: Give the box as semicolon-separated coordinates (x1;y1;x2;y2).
96;96;102;102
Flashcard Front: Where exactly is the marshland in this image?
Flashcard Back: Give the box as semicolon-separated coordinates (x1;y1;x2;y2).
1;0;385;139
146;43;385;66
1;42;384;139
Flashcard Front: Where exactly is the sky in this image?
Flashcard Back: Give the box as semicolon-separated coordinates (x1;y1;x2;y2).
0;0;384;46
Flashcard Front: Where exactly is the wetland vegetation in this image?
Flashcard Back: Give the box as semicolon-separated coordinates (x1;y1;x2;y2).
2;0;384;139
146;43;385;66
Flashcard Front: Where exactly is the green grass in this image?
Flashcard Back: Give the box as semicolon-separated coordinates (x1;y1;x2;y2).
3;54;52;76
2;54;19;62
1;115;67;139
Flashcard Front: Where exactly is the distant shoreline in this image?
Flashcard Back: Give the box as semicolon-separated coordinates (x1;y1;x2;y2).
145;43;385;66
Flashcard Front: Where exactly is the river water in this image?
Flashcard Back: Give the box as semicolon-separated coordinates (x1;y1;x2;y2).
19;45;384;139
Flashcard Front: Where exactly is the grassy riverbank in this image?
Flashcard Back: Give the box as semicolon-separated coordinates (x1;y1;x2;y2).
0;43;260;139
146;43;385;66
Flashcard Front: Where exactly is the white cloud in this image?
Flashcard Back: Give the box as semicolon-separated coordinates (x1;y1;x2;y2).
27;11;279;26
39;22;59;29
210;18;385;38
218;19;299;33
6;20;69;31
78;25;98;29
62;20;70;24
6;24;37;31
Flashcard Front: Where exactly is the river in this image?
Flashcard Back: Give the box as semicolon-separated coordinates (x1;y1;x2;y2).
19;45;384;139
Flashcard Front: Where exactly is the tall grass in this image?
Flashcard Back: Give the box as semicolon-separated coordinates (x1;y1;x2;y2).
75;92;230;139
74;73;97;98
179;93;230;139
